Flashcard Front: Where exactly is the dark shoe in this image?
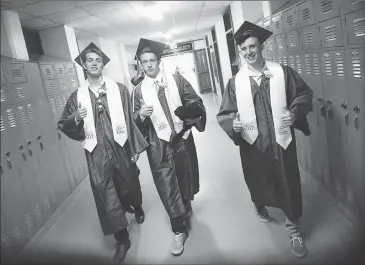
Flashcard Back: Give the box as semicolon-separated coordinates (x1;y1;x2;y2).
253;205;271;223
134;206;145;224
289;236;307;258
113;240;131;264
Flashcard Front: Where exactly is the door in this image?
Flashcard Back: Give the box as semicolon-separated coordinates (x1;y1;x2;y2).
194;49;212;94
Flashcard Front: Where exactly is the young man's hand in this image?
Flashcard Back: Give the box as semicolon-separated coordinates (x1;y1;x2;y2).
233;112;243;132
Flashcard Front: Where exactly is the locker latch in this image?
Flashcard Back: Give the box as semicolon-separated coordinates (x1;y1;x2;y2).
344;113;349;126
27;140;33;156
353;105;360;114
19;145;26;160
5;151;11;169
341;101;347;109
37;136;44;150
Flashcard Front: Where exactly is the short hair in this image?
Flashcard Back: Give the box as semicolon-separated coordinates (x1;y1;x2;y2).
81;48;104;64
138;46;162;61
235;31;262;46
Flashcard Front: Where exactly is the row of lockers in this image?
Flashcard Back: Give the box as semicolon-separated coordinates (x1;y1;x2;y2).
264;41;365;225
1;60;87;260
257;1;365;56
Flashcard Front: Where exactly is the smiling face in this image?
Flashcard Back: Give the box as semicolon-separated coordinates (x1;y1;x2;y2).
82;51;104;78
139;52;160;79
238;36;264;66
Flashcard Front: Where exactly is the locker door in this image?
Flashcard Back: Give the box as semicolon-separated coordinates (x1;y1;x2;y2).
321;50;351;204
266;37;277;55
272;13;283;35
58;77;70;96
3;63;27;84
49;95;76;191
314;0;341;22
263;18;272;32
345;48;365;219
39;64;55;80
1;63;5;85
65;63;77;77
295;54;303;75
15;103;46;231
0;107;32;255
69;76;79;92
54;64;66;79
341;0;365;15
43;79;58;97
297;0;316;28
275;34;287;54
344;10;365;45
301;24;320;50
288;54;296;70
287;30;301;53
276;55;283;65
282;7;297;33
319;17;345;48
282;55;288;66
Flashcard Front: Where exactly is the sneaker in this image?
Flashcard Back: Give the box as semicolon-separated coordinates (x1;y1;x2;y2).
254;205;271;223
289;236;307;258
170;233;187;256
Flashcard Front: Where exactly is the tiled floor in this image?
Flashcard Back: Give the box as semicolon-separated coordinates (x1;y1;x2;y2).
17;92;363;265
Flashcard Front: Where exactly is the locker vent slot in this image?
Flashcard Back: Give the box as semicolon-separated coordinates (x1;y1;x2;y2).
62;95;67;106
16;86;26;99
68;68;74;75
324;56;332;76
24;213;33;228
301;8;311;21
1;89;5;103
296;55;303;74
49;98;57;113
289;56;295;69
313;55;320;75
277;56;282;64
352;57;362;79
335;179;343;195
286;14;294;26
44;196;50;211
324;25;337;41
43;67;53;78
277;38;285;49
2;235;10;247
56;97;62;111
0;116;5;133
59;80;67;90
335;56;345;77
304;32;314;45
46;81;55;94
274;19;281;31
267;40;273;51
12;226;21;241
34;205;41;220
18;106;27;124
347;186;354;204
26;104;36;121
56;66;65;76
320;0;333;15
11;68;23;79
6;109;16;128
282;56;288;66
288;35;297;47
50;189;57;204
352;16;365;37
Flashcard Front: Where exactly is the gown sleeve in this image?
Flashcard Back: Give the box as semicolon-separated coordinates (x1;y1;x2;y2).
216;78;242;146
174;74;207;132
57;91;85;141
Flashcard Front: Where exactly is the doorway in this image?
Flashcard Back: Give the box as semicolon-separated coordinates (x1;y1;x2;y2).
161;52;200;94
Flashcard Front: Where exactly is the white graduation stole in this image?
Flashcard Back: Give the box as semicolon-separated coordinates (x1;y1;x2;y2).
235;60;292;149
77;76;128;152
140;71;191;142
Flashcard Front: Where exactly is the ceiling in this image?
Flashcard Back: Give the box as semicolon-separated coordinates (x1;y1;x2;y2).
0;0;232;46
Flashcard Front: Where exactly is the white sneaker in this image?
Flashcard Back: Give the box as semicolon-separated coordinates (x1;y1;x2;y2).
170;233;187;256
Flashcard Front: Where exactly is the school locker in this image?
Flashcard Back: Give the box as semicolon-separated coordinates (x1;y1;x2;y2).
282;55;288;66
297;0;316;28
314;0;341;23
344;9;365;46
320;50;352;204
282;7;298;33
266;36;277;55
345;48;365;220
275;34;287;54
287;30;302;52
263;18;272;32
319;17;345;48
341;0;365;15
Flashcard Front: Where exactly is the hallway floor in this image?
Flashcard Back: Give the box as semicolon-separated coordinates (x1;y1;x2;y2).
17;92;362;265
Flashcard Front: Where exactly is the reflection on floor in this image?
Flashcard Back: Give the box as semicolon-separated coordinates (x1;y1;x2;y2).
17;92;363;265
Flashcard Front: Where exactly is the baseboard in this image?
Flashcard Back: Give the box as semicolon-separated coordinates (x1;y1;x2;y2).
19;176;90;257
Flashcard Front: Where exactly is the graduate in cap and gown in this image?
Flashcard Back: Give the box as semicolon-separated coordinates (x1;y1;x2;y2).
57;42;149;264
217;21;313;258
132;38;206;256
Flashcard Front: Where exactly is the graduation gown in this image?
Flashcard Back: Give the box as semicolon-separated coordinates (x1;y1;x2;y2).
217;65;313;221
133;74;206;219
58;82;149;235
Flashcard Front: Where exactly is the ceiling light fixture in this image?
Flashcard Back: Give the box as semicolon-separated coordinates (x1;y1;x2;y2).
134;3;165;21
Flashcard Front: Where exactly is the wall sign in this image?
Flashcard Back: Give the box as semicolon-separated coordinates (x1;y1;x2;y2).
162;42;193;57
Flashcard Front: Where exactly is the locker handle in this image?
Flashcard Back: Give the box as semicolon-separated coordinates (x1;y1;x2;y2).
317;97;323;102
326;99;332;105
354;116;359;130
344;113;349;126
5;152;12;169
37;136;44;150
19;145;26;160
341;102;347;109
27;140;33;156
320;105;326;117
353;105;360;113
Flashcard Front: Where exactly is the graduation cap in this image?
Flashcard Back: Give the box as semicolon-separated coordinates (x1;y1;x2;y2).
74;42;110;67
234;21;273;45
134;38;167;61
